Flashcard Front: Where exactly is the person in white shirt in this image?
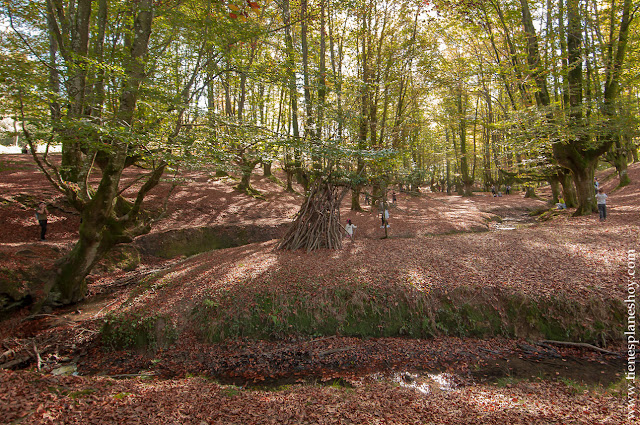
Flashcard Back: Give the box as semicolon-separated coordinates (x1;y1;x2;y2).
345;219;357;240
595;188;608;222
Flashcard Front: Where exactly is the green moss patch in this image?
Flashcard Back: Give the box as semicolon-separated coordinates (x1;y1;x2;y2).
100;313;177;351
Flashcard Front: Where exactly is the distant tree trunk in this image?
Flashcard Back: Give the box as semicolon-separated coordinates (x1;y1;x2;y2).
457;87;473;196
351;159;364;211
524;185;536;198
282;0;301;188
263;161;272;177
446;159;451;195
548;175;561;204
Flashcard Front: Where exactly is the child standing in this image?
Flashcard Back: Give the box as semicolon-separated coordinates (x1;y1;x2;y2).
596;188;608;222
345;219;357;240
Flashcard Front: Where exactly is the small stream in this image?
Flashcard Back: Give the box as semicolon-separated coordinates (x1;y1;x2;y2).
240;354;623;394
385;355;622;396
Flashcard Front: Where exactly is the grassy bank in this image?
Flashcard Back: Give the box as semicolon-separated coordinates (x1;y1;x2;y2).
102;281;624;350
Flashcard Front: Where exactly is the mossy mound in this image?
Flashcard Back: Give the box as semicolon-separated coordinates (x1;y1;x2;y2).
100;312;177;351
189;285;622;345
105;275;623;350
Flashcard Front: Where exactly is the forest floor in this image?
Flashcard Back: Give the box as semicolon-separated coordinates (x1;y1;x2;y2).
0;154;638;424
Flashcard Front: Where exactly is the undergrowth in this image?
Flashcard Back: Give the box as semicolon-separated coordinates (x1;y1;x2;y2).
100;312;177;351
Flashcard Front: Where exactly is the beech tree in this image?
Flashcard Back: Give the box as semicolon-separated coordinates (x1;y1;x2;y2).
4;0;235;305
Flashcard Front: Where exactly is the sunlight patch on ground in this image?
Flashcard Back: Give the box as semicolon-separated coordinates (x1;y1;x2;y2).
404;268;433;293
613;204;640;213
466;390;517;412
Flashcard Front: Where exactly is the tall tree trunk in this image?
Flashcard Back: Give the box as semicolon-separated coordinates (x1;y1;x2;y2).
301;0;315;141
46;0;93;182
352;7;371;212
282;0;303;186
457;85;473;196
50;0;155;304
316;0;327;168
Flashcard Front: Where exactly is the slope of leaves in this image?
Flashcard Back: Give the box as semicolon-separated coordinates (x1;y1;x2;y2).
0;154;637;424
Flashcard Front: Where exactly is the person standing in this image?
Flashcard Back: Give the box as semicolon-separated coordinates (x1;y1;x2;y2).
36;202;48;240
380;205;390;228
596;188;608;222
345;219;357;240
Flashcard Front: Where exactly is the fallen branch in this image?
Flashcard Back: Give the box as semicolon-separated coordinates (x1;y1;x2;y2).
106;371;158;379
0;355;32;370
540;340;618;355
316;346;354;358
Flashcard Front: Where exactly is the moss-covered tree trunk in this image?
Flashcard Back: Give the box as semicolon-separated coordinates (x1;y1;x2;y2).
41;1;157;306
553;153;598;215
52;231;112;304
611;136;631;187
548;176;560;204
236;155;260;194
558;169;578;208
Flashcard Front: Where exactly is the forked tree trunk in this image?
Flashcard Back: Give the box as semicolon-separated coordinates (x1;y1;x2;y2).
236;158;259;193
